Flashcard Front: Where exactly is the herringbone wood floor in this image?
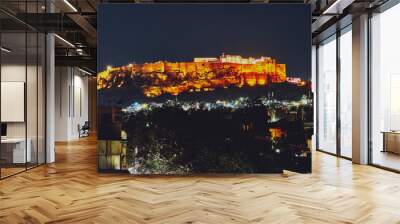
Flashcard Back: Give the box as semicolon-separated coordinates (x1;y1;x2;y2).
1;136;400;224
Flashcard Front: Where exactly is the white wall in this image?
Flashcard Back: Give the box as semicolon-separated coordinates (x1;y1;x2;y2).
1;62;46;164
55;67;69;141
1;64;42;138
55;67;89;141
1;64;26;138
72;73;89;138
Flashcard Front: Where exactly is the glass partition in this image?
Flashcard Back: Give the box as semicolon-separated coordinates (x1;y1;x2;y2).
1;31;28;177
0;1;46;179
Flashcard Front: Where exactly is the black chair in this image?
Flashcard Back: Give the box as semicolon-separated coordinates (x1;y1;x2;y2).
79;121;90;138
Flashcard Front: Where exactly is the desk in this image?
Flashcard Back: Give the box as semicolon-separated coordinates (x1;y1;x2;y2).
1;138;31;163
382;131;400;154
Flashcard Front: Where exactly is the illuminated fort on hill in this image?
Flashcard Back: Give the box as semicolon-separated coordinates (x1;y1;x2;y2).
98;54;290;97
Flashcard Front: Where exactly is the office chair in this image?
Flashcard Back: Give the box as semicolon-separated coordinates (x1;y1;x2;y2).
79;121;90;138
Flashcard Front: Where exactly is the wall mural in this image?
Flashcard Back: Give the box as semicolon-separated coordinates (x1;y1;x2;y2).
97;4;313;174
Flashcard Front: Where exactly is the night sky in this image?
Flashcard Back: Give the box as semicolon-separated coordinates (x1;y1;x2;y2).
98;4;311;80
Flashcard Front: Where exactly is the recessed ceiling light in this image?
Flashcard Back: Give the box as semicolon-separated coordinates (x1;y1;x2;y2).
1;47;11;53
54;34;75;48
322;0;354;15
78;67;93;76
63;0;78;12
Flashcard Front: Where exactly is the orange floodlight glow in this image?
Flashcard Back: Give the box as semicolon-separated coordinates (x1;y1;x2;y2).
98;54;287;97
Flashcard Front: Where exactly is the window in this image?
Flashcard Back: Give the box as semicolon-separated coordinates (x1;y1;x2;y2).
317;36;337;154
370;3;400;171
339;28;352;158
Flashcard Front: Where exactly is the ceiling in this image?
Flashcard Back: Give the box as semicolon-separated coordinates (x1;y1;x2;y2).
0;0;387;75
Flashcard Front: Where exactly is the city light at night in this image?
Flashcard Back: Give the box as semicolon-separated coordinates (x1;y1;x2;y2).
98;54;290;97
